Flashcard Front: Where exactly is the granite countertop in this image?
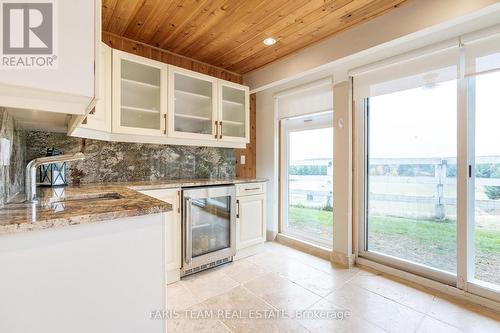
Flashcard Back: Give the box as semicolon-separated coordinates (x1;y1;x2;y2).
0;178;266;235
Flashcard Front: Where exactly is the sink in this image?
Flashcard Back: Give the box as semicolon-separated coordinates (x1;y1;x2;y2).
2;192;125;212
46;192;124;204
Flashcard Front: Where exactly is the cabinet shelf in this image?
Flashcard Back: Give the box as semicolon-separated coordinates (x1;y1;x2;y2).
223;99;244;106
175;113;211;121
121;78;160;89
175;89;211;100
222;120;244;126
122;105;160;114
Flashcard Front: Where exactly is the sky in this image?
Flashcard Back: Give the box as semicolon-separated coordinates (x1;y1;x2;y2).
285;70;500;162
369;71;500;159
289;127;333;162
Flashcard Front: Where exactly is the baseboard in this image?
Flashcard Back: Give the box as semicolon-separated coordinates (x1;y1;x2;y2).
331;250;356;268
356;257;500;313
234;243;265;261
275;233;331;261
266;230;278;241
166;269;180;285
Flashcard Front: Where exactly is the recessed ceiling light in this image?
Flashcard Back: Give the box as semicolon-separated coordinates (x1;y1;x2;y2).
263;37;277;46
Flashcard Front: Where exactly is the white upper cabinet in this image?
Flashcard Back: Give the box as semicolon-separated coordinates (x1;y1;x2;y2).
112;50;167;136
79;42;112;133
168;65;218;141
71;47;249;148
218;81;250;144
0;0;98;115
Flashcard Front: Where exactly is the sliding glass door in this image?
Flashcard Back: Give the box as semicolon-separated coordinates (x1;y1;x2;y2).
281;112;333;248
366;80;457;275
356;31;500;299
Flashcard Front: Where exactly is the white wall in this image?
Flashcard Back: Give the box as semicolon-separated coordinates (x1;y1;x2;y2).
256;89;279;239
332;81;352;264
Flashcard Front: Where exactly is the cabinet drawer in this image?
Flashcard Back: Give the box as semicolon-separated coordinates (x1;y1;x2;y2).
236;183;265;196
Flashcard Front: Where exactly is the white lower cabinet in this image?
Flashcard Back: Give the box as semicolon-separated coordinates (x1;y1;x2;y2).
0;214;166;333
235;183;266;256
139;188;182;284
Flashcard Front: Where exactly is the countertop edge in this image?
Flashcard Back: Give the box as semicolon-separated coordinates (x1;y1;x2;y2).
0;178;266;235
0;202;172;235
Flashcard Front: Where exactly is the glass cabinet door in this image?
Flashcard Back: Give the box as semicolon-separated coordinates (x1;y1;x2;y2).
113;51;165;135
219;83;249;143
168;66;217;139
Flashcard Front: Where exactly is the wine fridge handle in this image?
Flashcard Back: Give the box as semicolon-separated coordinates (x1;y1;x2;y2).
185;197;192;264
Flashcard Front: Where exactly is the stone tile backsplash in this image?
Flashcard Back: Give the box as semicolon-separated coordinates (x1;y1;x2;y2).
0;109;25;206
25;131;236;185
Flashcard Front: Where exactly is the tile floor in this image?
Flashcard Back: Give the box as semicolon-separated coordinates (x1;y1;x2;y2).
167;242;500;333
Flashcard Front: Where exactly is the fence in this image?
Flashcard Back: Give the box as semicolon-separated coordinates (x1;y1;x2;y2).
369;157;500;220
289;175;332;208
288;157;500;220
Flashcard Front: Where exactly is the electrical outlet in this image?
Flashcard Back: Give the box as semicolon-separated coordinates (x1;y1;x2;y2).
0;138;11;166
240;155;246;165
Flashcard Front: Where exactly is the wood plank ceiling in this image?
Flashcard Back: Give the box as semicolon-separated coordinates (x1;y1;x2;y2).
103;0;409;74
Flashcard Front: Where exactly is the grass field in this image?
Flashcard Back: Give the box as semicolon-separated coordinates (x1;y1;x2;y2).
288;205;500;285
288;206;333;243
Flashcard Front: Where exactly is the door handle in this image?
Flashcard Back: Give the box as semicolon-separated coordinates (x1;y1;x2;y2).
163;114;167;135
219;121;223;139
214;120;218;139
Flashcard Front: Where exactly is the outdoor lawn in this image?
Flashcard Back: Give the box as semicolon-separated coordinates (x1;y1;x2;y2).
288;205;500;285
288;206;333;243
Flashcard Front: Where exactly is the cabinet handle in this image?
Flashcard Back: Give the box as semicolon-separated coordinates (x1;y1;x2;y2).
214;120;218;139
163;114;167;135
219;121;223;139
177;190;181;214
245;187;261;191
236;199;240;219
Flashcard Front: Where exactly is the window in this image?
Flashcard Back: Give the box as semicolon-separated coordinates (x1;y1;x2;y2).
281;112;333;248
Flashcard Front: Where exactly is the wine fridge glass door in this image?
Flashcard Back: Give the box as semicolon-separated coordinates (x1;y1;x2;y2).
189;195;231;257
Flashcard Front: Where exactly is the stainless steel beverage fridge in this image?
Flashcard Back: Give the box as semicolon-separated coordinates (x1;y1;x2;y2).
181;185;236;276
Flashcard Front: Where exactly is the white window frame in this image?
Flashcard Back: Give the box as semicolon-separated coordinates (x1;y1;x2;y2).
280;111;334;249
463;72;500;302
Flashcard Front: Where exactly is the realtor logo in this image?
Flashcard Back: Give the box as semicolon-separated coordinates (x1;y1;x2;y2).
1;0;57;68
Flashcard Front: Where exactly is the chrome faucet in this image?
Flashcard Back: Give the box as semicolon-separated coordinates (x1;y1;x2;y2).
25;152;85;203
